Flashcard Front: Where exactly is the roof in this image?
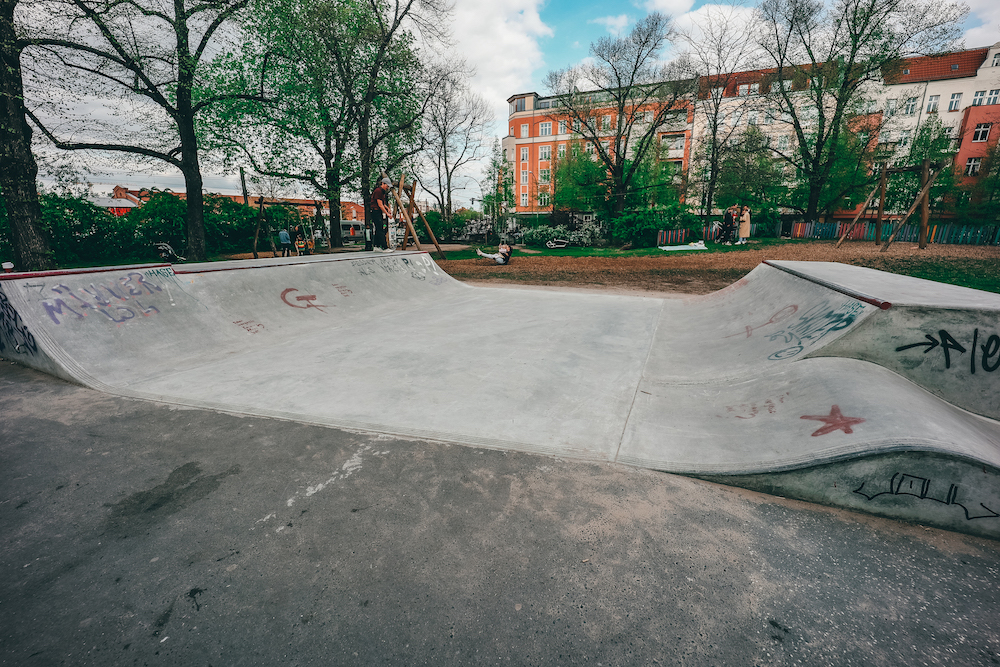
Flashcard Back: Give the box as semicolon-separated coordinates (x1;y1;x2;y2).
888;48;989;84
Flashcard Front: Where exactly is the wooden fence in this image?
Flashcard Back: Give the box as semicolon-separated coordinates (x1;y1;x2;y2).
675;221;1000;246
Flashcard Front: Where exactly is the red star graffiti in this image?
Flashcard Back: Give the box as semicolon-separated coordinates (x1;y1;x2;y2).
800;405;866;437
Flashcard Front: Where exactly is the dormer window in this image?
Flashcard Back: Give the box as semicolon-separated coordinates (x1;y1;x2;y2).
903;68;910;75
993;53;1000;67
951;64;959;70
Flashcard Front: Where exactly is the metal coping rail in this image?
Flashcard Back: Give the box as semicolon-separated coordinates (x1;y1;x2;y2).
762;260;892;310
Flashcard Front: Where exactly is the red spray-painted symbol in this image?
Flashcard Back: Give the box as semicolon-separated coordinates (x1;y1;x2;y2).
800;405;866;437
281;288;328;312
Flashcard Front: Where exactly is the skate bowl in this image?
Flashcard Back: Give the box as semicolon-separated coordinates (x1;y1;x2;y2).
1;253;998;539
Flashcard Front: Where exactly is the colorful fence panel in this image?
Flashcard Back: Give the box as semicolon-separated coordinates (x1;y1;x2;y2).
656;229;689;245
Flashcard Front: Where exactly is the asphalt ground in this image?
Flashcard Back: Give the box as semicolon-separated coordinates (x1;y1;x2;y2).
2;360;999;667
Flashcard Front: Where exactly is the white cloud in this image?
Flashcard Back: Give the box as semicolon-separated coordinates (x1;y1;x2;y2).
642;0;696;20
589;14;631;36
962;0;1000;48
450;0;553;132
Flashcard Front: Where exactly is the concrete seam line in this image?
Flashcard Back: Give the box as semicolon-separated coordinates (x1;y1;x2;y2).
613;298;667;464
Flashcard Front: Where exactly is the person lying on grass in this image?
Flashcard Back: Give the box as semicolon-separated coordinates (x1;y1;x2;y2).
476;242;512;265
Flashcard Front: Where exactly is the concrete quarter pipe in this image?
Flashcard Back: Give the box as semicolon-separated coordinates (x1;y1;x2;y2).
2;253;998;539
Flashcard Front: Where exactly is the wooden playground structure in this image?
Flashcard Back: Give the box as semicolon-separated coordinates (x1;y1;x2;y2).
836;158;948;252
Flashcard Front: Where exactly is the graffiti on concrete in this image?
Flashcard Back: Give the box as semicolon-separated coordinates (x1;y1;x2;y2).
332;284;353;297
725;306;799;339
896;328;1000;374
280;288;329;312
765;301;867;360
800;404;865;436
854;472;999;521
234;320;264;334
40;273;163;325
718;392;790;419
0;289;38;355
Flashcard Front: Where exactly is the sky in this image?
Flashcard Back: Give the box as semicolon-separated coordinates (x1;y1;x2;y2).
48;0;1000;205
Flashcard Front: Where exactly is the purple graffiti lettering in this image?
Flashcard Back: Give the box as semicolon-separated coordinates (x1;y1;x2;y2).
79;285;112;307
97;306;136;323
129;272;162;295
42;299;85;324
135;300;159;316
51;284;95;311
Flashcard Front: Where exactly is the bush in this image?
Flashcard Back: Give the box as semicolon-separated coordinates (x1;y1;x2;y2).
522;225;570;246
611;203;701;248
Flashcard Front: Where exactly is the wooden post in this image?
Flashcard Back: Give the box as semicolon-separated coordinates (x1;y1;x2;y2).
919;158;930;249
875;163;887;246
836;182;882;248
252;197;265;259
409;181;446;259
880;166;943;252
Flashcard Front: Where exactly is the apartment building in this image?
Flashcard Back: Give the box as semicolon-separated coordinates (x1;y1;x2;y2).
502;93;693;215
505;40;1000;218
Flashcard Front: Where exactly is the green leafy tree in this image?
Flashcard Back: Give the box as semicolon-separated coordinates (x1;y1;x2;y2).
22;0;268;261
959;141;1000;224
756;0;966;222
543;13;693;219
715;126;786;217
883;114;957;215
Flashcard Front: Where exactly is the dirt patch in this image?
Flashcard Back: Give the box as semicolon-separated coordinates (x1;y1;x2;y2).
438;240;1000;295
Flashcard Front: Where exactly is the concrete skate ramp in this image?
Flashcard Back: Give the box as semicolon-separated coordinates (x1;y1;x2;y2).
1;253;998;539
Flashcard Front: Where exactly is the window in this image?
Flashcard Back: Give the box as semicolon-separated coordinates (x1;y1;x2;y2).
879;130;892;144
509;126;514;136
520;192;529;207
777;135;789;151
663;134;684;151
903;68;910;75
558;120;566;134
951;64;960;71
572;118;581;132
966;157;982;176
539;122;552;136
899;129;911;146
761;109;774;125
521;170;528;185
520;124;529;138
737;83;759;96
748;110;758;125
994;53;1000;67
857;132;869;147
988;90;1000;105
539;169;550;184
557;144;566;158
948;93;962;111
511;97;525;113
904;97;917;115
538;192;550;207
601;116;610;130
926;95;939;113
539;145;551;160
886;99;897;116
601;140;610;153
584;142;594;154
974;91;986;106
520;147;528;162
645;110;653;123
973;123;992;142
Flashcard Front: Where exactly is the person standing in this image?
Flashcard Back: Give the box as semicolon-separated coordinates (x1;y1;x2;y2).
737;206;752;245
278;228;292;257
369;177;393;252
720;205;735;245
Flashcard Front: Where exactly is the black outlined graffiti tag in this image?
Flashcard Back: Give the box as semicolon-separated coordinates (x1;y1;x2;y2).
896;328;1000;374
0;290;38;355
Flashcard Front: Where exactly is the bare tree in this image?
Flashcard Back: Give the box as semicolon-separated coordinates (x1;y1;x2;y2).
680;4;761;223
544;13;694;218
413;75;494;226
21;0;267;261
756;0;967;222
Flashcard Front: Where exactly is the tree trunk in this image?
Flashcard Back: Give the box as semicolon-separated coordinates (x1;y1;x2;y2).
0;0;55;271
